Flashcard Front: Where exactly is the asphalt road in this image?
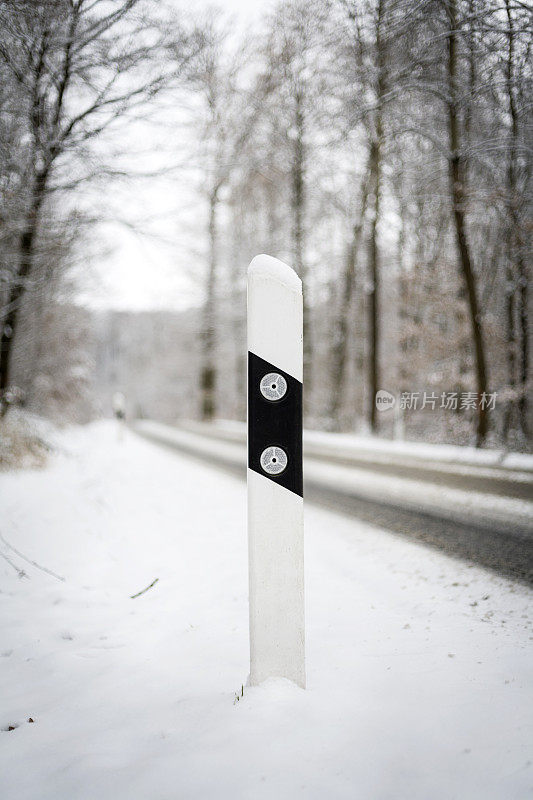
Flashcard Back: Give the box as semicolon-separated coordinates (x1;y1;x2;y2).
133;424;533;587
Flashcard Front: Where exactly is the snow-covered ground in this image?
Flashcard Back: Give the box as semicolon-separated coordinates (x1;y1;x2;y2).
1;421;532;800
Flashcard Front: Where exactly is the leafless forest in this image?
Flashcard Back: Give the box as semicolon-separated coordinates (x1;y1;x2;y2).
0;0;531;449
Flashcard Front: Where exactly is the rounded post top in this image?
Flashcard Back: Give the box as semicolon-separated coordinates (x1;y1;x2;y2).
248;255;302;294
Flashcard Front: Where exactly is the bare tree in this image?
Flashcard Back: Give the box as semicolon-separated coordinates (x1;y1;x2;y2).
328;167;370;427
444;0;489;445
500;0;531;439
185;11;275;421
0;0;197;414
185;13;237;422
395;0;494;444
261;0;335;399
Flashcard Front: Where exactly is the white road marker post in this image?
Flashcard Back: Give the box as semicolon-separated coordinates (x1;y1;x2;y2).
247;254;305;689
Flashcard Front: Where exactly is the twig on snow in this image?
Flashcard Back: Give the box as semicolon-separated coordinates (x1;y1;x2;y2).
0;550;28;579
130;578;159;599
0;533;65;582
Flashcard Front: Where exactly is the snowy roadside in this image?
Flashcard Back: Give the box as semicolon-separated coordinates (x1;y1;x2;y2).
134;420;533;533
187;418;533;472
0;421;532;800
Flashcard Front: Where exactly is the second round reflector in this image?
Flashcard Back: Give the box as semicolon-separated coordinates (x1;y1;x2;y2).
260;446;288;475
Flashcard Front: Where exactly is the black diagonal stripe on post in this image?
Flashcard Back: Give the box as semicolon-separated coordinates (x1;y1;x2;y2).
248;351;303;497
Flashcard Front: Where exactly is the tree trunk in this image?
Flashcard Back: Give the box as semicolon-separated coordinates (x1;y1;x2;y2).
503;257;517;438
200;189;218;421
518;254;529;435
366;0;385;434
0;171;46;415
329;169;370;428
229;217;246;421
504;0;528;439
291;89;311;401
367;137;382;433
446;0;488;446
395;181;408;440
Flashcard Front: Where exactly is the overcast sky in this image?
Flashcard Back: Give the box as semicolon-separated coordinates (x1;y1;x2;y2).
83;0;273;312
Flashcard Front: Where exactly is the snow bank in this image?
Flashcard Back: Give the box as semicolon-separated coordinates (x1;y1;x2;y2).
203;418;533;472
0;421;531;799
137;420;533;533
0;411;58;471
